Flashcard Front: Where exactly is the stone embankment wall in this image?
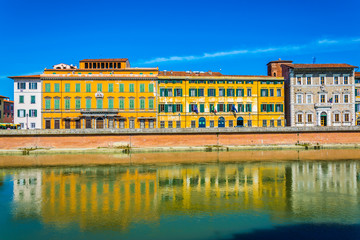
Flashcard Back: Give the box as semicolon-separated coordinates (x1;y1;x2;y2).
0;126;360;151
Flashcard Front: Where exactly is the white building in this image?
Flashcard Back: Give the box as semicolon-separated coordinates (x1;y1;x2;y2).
9;75;42;129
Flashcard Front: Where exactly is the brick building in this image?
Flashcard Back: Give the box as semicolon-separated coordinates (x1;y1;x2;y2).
0;95;14;123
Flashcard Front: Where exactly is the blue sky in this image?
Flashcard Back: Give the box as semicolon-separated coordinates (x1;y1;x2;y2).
1;0;360;99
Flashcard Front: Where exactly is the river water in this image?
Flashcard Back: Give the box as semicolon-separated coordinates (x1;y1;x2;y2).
0;149;360;240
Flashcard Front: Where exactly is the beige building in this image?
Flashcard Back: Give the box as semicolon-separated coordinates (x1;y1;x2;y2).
268;60;357;126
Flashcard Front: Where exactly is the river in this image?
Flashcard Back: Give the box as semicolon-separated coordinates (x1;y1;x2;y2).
0;149;360;239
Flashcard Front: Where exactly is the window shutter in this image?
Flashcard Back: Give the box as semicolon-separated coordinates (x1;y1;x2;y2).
195;89;198;97
158;104;161;113
227;104;229;112
217;104;220;112
173;104;176;113
189;89;191;97
208;89;210;97
180;89;183;97
180;104;183;112
281;104;283;112
164;89;168;97
200;104;204;113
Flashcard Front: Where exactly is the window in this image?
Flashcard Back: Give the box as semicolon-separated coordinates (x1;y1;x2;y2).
296;95;302;104
159;104;165;112
270;120;274;127
247;89;252;96
191;120;196;128
75;83;81;92
86;98;91;109
45;83;51;92
65;99;70;110
167;104;173;113
306;95;312;104
176;121;181;128
262;120;267;127
160;121;165;128
335;113;340;122
29;82;37;90
297;114;303;123
29;109;37;117
75;99;81;110
119;120;125;128
217;103;225;112
96;99;103;109
29;95;35;104
176;104;182;112
75;120;81;129
140;99;145;109
86;119;92;128
148;83;154;92
277;120;281;127
229;120;233;127
334;76;339;85
356;104;360;112
198;88;204;97
54;99;60;110
174;88;183;97
119;98;125;110
108;83;114;92
189;89;197;97
275;104;283;112
119;83;124;93
18;82;26;89
129;84;134;92
54;120;60;129
86;83;91;92
65;83;70;92
237;104;244;112
334;95;339;103
297;77;302;85
45;99;51;110
261;89;268;97
269;89;274;97
167;88;173;97
219;88;225;97
320;95;326;103
97;83;102;92
236;89;244;97
245;104;252;112
307;77;312;85
307;114;312;123
344;95;349;103
129;99;134;109
227;89;234;96
344;76;349;84
140;120;145;129
17;109;26;117
210;120;214;128
45;120;51;129
148;99;154;109
168;121;173;128
108;98;114;109
140;84;145;93
54;83;60;92
31;123;36;128
248;120;252;127
320;76;325;85
345;113;350;122
19;95;24;104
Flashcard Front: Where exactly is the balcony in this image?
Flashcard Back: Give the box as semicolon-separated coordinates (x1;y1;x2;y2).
80;108;119;117
314;103;332;109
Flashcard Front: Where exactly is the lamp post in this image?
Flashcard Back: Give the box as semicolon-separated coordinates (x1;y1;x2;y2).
26;113;29;129
178;113;181;128
248;112;251;127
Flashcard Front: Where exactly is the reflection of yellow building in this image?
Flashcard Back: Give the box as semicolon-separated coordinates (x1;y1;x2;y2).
42;59;158;129
41;168;158;230
158;71;284;128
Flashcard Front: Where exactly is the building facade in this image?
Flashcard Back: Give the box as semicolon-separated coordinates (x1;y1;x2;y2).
158;71;285;128
355;72;360;125
268;60;357;126
3;97;14;123
9;75;42;129
41;59;158;129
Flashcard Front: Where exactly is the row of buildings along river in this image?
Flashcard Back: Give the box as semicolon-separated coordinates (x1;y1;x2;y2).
8;58;360;129
3;161;359;230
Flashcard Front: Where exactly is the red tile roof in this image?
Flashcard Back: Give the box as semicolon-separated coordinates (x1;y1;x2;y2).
80;59;128;62
8;75;41;79
355;72;360;78
0;95;9;99
286;63;357;69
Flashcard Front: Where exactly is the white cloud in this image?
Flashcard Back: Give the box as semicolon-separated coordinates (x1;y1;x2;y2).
141;37;360;64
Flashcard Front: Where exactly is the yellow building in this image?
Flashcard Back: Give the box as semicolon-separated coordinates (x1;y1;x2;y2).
41;59;158;129
158;71;284;128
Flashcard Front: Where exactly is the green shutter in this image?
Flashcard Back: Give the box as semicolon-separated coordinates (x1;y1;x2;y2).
97;83;102;92
148;83;154;93
227;104;230;112
217;104;220;112
54;99;60;110
180;89;183;97
65;84;70;92
149;99;153;109
34;110;37;117
189;89;191;97
45;83;51;92
97;99;103;109
108;83;114;92
208;89;210;97
76;83;81;92
119;99;124;109
119;84;124;92
173;104;176;113
65;99;70;109
164;89;168;97
281;104;283;112
75;99;81;109
109;99;114;109
158;104;161;113
45;99;50;110
54;83;60;92
180;104;183;112
129;84;134;92
165;104;168;113
200;104;204;113
86;83;91;92
195;89;198;97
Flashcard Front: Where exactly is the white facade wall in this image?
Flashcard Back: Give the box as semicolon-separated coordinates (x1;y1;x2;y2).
14;79;42;129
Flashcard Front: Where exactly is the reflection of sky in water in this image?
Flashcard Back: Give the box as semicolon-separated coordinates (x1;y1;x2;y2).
0;159;359;240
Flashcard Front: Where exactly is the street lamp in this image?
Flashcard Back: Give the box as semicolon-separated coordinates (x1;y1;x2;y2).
26;113;29;129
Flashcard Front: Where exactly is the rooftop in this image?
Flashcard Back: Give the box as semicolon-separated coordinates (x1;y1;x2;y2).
159;71;283;79
286;63;357;69
80;58;128;62
7;75;41;79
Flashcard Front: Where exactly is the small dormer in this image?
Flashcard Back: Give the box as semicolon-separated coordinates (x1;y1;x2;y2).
53;63;77;70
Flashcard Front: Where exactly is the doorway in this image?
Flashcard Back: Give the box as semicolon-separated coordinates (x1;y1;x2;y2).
199;117;206;128
218;117;225;128
236;117;244;127
96;118;104;129
320;112;327;126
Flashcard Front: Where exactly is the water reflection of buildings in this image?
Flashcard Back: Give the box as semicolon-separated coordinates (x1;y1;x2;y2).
12;169;42;218
9;161;360;230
